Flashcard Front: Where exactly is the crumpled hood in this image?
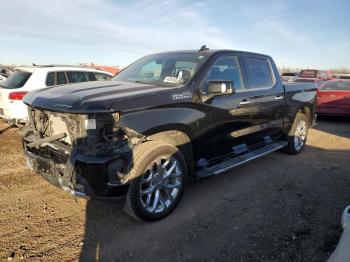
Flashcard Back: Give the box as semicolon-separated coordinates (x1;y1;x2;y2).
24;80;183;113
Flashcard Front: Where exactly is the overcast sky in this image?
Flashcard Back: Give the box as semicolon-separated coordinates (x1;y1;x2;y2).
1;0;349;68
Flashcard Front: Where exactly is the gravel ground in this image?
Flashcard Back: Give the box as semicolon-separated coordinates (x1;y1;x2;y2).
0;117;349;262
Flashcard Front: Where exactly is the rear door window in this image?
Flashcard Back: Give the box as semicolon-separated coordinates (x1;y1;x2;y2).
46;72;54;86
244;57;274;89
57;72;67;85
0;71;32;89
66;71;89;83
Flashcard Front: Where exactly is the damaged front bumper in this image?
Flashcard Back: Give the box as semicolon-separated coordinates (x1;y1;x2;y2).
22;129;134;202
25;150;90;199
21;108;143;201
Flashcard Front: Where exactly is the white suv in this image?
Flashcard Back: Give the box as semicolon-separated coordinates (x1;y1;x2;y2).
0;66;113;123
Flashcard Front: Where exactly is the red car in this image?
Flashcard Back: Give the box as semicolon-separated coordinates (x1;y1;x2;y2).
317;80;350;116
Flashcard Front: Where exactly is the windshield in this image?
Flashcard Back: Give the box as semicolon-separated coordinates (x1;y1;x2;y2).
113;53;208;87
321;81;350;90
0;71;32;89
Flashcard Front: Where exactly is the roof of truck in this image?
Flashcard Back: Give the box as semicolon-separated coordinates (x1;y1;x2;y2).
153;49;271;58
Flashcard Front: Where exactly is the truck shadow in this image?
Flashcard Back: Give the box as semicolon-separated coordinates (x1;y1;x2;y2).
79;201;134;261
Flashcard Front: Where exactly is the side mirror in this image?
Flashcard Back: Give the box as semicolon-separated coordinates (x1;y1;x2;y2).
207;80;235;95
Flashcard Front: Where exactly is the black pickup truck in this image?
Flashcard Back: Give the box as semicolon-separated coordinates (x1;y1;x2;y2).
21;48;317;220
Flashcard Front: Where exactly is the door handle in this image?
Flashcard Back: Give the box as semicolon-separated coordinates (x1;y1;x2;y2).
239;99;252;105
274;95;284;100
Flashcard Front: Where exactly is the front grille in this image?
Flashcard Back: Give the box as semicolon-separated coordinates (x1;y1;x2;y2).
25;136;71;163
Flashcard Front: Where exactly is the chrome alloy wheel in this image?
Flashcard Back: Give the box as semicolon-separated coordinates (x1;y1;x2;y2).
139;156;183;214
294;119;307;151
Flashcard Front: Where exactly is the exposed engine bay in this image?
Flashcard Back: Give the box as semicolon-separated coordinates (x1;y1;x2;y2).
22;107;143;199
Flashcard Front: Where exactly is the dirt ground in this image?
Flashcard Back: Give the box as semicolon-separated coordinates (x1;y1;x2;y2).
0;117;350;262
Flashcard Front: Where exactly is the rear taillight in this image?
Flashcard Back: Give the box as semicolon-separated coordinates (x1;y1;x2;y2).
8;91;28;100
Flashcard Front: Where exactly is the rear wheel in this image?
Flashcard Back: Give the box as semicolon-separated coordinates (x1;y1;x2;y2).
124;141;186;221
285;113;309;154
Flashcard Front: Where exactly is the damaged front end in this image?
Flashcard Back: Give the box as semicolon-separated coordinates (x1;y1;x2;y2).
21;107;142;200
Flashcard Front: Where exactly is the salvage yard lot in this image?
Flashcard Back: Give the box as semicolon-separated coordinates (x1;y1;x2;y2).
0;118;350;261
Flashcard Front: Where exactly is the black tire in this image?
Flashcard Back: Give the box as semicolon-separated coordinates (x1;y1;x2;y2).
285;113;309;154
124;141;187;221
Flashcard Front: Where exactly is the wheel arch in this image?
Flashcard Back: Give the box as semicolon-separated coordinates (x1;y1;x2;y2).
296;106;312;126
146;128;194;178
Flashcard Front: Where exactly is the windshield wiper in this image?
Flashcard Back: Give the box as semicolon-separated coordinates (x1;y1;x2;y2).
134;81;150;84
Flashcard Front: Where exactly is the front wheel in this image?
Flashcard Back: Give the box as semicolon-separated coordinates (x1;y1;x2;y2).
285;113;309;154
124;141;187;221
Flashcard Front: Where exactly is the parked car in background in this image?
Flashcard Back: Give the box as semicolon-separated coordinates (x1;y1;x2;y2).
300;69;332;80
81;63;121;75
92;65;121;75
0;67;12;82
317;80;350;116
21;48;317;221
293;77;325;88
0;73;7;82
281;72;299;82
0;66;113;123
333;73;350;80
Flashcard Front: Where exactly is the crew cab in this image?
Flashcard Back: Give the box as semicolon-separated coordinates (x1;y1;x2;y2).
20;48;317;221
